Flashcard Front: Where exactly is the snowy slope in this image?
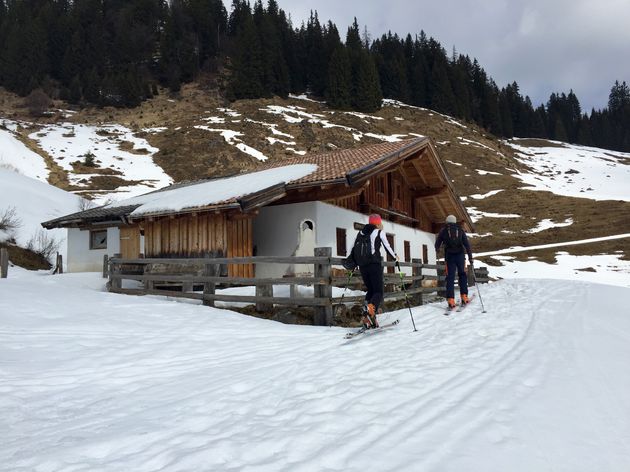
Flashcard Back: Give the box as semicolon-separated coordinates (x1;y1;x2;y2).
0;168;81;257
1;270;629;472
0;127;50;181
507;139;630;202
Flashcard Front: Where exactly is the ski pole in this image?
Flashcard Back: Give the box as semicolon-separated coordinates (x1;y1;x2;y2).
470;262;487;313
396;261;418;332
333;269;355;323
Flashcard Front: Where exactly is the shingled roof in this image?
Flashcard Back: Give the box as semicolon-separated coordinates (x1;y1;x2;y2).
260;137;426;187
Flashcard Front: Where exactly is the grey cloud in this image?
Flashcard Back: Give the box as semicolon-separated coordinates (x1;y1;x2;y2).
231;0;630;110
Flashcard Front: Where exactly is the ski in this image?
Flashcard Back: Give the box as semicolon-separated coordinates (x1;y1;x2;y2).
442;294;476;315
344;319;400;339
442;305;458;316
456;293;476;312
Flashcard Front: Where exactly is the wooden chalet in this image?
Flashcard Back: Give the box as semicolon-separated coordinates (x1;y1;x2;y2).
42;137;472;275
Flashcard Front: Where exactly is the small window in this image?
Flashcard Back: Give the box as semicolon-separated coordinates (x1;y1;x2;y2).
404;240;411;262
90;230;107;250
336;228;347;256
422;244;428;264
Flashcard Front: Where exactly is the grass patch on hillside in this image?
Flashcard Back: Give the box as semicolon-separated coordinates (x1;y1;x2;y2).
0;242;51;271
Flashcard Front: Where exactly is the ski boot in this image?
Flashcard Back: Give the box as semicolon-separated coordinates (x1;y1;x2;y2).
447;297;457;310
460;294;470;305
362;303;379;329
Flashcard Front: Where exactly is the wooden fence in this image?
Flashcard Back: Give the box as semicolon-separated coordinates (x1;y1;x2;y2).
107;247;488;325
1;248;8;279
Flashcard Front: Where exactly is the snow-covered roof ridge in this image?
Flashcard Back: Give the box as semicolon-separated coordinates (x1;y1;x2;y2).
42;164;318;227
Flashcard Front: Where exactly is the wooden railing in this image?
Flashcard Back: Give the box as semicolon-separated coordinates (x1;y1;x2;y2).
107;247;488;325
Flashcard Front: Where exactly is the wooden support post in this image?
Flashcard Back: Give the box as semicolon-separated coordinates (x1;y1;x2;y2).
255;284;273;313
182;280;193;293
203;262;218;307
110;253;122;290
0;248;8;279
313;247;333;326
467;263;475;287
103;255;109;278
412;258;423;305
56;253;63;274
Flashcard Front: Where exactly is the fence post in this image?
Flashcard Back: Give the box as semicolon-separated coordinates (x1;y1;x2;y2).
56;253;63;274
467;262;475;287
313;247;333;326
103;254;109;278
0;248;8;279
412;258;423;306
256;284;273;313
203;262;218;307
109;254;122;290
437;262;446;298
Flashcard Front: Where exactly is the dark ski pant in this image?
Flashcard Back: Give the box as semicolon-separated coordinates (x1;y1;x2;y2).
359;262;384;311
445;252;468;299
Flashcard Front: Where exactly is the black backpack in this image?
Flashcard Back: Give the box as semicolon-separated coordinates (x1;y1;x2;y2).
443;224;464;253
351;230;381;266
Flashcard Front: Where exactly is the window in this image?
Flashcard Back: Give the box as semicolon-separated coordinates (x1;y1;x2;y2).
404;241;411;262
90;230;107;250
336;228;347;256
422;244;429;264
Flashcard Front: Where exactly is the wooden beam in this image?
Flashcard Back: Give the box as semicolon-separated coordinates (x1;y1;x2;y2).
397;163;416;190
414;186;447;198
275;185;363;205
410;157;430;187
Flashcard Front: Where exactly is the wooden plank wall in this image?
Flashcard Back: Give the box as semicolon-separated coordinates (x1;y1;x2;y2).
227;218;254;278
143;213;253;277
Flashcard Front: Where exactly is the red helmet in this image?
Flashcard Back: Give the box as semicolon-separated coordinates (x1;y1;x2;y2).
368;214;382;225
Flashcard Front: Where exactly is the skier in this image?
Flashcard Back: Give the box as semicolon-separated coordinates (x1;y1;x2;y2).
351;214;398;329
435;214;473;310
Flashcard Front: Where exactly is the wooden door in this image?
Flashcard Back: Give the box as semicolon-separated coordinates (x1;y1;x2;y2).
120;226;141;259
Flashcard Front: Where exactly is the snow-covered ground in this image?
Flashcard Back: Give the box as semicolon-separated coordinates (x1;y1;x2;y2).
507;139;630;202
1;270;629;472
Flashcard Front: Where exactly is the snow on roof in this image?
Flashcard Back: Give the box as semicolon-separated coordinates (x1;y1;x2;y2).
105;164;318;217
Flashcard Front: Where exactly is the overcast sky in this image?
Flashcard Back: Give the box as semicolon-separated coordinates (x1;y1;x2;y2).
239;0;630;112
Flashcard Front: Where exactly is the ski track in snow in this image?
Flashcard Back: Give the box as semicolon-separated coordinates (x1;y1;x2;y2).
1;272;629;471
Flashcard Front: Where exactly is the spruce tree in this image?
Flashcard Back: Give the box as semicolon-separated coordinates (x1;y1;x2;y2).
326;46;351;109
228;12;266;99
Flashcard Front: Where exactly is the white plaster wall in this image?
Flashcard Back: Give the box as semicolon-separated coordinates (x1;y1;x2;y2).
253;202;318;279
67;227;120;272
253;201;437;278
313;202;437;276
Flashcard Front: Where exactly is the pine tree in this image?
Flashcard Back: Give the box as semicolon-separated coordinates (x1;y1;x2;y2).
352;49;382;112
326;46;351;109
227;11;266;99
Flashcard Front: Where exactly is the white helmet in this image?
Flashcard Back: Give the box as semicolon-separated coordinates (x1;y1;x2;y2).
446;215;457;224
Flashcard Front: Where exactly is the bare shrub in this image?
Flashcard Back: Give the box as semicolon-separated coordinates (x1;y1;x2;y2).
78;198;97;212
0;206;22;233
27;230;61;263
0;162;20;173
24;89;52;117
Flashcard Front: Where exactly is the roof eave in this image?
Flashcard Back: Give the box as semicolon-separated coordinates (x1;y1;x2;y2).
345;137;428;186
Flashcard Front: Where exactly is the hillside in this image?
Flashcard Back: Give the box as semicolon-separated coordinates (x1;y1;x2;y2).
2;269;630;471
1;84;629;273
